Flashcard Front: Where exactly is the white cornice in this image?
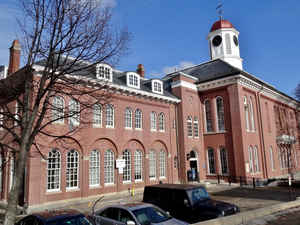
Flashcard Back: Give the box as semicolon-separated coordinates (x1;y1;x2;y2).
171;80;197;91
197;76;240;91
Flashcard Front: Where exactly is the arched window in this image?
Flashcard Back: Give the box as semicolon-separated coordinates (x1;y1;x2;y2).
187;116;193;137
253;146;259;172
66;150;79;189
219;147;228;174
216;97;225;131
265;102;271;133
123;150;131;182
9;155;15;191
52;96;64;124
194;117;199;138
125;107;132;129
134;150;143;181
159;150;166;178
106;104;114;128
207;148;215;174
269;147;275;171
249;98;255;131
93;104;102;127
69;99;80;126
135;109;142;129
225;33;232;54
248;146;254;173
204;100;213;132
158;113;165;132
47;149;61;191
244;96;250;131
104;150;114;184
149;150;156;179
89;150;100;187
150;112;157;131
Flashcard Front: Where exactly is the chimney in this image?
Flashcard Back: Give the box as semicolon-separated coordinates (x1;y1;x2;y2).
8;40;21;75
136;64;145;78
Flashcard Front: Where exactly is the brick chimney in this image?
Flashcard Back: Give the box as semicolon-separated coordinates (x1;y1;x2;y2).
136;64;145;78
8;40;21;75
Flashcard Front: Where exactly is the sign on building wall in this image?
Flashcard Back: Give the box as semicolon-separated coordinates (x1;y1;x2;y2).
116;158;126;174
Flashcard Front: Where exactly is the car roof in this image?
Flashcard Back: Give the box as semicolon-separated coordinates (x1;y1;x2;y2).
145;183;206;191
32;209;84;222
98;202;156;212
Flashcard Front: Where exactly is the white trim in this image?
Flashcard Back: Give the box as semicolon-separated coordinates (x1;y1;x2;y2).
96;63;113;82
126;72;140;89
171;80;197;91
152;79;163;94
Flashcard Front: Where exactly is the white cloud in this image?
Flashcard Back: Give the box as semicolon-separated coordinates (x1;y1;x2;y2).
162;61;195;74
98;0;117;8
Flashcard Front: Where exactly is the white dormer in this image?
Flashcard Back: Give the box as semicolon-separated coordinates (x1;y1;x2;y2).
96;63;113;82
126;72;140;89
152;79;163;94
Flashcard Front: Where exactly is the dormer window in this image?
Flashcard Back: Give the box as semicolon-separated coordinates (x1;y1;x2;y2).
96;64;112;82
152;80;163;94
126;72;140;89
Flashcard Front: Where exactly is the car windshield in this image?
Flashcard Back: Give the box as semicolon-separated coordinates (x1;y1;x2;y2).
187;187;210;205
132;206;172;225
47;215;93;225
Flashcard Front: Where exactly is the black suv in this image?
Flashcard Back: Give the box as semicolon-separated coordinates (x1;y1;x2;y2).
143;184;239;223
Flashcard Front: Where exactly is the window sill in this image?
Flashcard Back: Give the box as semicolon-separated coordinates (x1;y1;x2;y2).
159;176;166;180
188;136;193;138
46;189;62;194
135;128;143;131
123;181;131;184
66;187;80;192
159;130;165;133
93;124;102;128
150;129;157;132
204;131;227;135
149;177;156;181
104;183;115;187
89;185;101;189
135;180;143;183
106;126;115;129
125;127;133;130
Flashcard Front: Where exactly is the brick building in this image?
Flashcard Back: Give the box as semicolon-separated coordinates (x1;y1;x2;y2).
0;19;299;210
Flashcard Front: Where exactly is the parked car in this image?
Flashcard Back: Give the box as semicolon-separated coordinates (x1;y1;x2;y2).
15;209;94;225
90;202;188;225
143;184;239;223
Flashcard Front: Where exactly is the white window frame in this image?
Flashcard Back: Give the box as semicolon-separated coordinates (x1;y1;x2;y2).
93;104;102;127
66;150;79;190
135;109;142;130
249;146;254;173
96;64;113;82
14;102;20;126
125;107;132;129
216;96;225;132
134;150;143;182
159;150;166;178
194;117;199;138
270;147;275;171
207;148;216;174
47;149;61;192
244;96;250;131
187;116;193;137
104;149;114;185
151;80;163;94
123;150;131;183
52;96;65;124
149;150;156;180
158;113;165;132
219;147;228;175
150;112;157;131
106;104;114;128
204;99;213;132
253;146;259;172
69;99;80;126
249;98;255;132
9;156;15;191
126;72;140;89
89;150;100;187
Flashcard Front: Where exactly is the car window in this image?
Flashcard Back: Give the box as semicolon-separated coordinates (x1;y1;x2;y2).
118;209;135;224
17;216;43;225
133;206;171;225
187;187;210;205
47;216;93;225
99;207;118;220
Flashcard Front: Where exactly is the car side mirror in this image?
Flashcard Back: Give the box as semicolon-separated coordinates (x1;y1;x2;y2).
127;220;136;225
184;199;189;207
166;211;170;216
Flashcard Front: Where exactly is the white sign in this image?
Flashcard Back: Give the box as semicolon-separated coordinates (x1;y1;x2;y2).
119;168;124;174
116;159;126;169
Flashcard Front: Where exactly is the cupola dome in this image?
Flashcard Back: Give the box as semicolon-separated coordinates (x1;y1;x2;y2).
210;19;234;32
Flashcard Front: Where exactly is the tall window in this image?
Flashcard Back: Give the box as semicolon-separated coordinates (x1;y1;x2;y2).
93;104;102;127
216;97;225;131
0;108;3;130
220;148;228;174
249;146;254;173
265;102;271;133
0;155;2;192
194;117;199;138
159;150;166;178
204;100;213;132
150;112;157;131
66;150;79;189
149;150;156;179
89;150;100;187
158;113;165;132
69;99;80;126
106;104;114;128
244;97;250;131
249;98;255;131
9;156;15;191
225;33;232;54
47;149;61;191
135;109;142;129
104;150;114;184
270;147;275;171
187;116;193;137
253;146;259;172
96;64;112;81
134;150;142;181
125;107;132;129
52;96;64;124
123;150;131;182
207;148;215;174
14;102;20;126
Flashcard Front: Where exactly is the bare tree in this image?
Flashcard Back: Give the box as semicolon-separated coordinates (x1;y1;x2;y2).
0;0;130;225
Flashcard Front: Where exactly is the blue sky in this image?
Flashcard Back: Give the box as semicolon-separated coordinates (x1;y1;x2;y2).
1;0;300;97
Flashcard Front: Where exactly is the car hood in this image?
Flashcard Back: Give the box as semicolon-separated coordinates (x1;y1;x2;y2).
195;198;236;211
154;218;189;225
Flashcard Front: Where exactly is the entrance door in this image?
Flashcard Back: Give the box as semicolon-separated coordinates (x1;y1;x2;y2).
189;151;199;182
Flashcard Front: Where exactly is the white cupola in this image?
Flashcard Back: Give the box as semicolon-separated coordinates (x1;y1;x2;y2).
207;19;243;70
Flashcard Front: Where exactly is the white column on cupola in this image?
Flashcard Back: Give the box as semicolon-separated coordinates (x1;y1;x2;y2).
207;19;243;70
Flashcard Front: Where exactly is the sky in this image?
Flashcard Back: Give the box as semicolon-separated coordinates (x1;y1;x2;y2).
0;0;300;97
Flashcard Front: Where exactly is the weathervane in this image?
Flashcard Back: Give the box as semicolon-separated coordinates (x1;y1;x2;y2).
216;0;224;20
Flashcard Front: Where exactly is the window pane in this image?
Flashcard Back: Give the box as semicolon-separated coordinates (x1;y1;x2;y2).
47;149;61;190
123;150;131;182
159;150;166;177
135;109;142;129
150;112;157;130
187;116;193;137
104;150;114;184
149;150;156;179
205;100;213;132
208;149;215;174
93;104;102;127
89;150;100;186
194;117;199;137
52;96;64;123
158;113;165;131
106;105;114;128
66;150;79;188
125;108;132;128
135;150;142;181
216;97;225;131
220;148;228;174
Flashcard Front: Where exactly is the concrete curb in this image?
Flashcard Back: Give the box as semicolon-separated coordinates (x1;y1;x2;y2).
192;199;300;225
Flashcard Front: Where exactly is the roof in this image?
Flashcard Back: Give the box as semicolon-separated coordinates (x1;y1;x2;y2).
210;19;234;32
33;209;83;222
146;183;205;191
96;202;155;212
